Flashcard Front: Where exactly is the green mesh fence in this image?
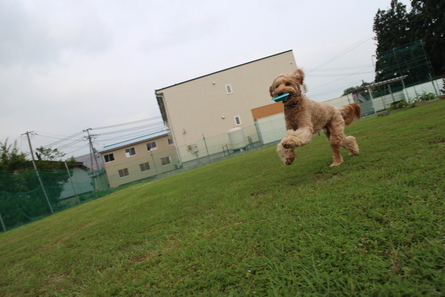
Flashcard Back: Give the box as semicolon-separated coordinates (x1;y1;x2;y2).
0;169;109;232
376;40;434;88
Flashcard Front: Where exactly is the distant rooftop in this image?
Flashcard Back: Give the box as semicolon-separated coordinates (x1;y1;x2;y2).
100;129;169;153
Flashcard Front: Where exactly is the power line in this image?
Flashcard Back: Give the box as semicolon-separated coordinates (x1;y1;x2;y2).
310;82;363;98
30;116;166;157
96;122;165;136
311;71;374;77
90;115;162;130
306;65;371;72
307;35;373;75
310;65;374;91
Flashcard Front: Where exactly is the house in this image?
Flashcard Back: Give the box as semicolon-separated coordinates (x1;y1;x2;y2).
100;129;178;188
155;50;297;165
59;163;92;197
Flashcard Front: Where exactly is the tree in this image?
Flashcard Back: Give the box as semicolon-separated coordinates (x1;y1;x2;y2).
0;138;28;173
373;0;445;83
373;0;410;57
373;1;411;83
342;82;371;100
0;139;29;195
410;0;445;76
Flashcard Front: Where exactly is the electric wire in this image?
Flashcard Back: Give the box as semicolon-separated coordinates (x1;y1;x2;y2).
306;65;372;72
306;34;373;74
90;115;162;130
95;122;165;136
310;65;374;92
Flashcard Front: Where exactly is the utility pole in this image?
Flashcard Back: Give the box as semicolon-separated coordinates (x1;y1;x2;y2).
24;131;54;214
83;128;98;198
148;147;158;176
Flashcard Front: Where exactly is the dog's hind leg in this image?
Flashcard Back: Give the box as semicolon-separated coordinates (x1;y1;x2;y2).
322;127;331;140
342;136;359;156
327;125;359;157
325;121;345;167
323;126;343;167
329;138;344;167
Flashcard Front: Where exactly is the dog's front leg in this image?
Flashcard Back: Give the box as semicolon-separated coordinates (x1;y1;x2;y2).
277;142;295;165
281;127;313;149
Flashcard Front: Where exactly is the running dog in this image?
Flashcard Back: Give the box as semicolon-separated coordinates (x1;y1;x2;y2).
270;68;361;167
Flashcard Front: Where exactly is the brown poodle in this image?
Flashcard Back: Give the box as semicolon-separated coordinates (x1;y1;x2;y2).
270;69;361;167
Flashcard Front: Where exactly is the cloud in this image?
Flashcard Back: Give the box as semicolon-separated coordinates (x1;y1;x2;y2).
0;0;112;68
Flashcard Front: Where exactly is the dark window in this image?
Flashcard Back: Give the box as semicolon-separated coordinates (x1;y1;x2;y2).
139;162;150;172
146;141;157;151
104;153;115;163
161;156;171;166
118;168;129;177
125;147;136;157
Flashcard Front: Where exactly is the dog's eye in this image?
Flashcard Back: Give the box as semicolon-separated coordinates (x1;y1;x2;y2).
285;82;291;86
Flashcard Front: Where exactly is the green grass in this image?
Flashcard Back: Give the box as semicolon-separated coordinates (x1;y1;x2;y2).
1;101;445;296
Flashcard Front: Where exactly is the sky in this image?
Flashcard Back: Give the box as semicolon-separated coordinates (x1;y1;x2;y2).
0;0;411;158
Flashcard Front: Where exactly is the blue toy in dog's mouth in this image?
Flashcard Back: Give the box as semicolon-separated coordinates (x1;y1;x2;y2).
272;93;289;102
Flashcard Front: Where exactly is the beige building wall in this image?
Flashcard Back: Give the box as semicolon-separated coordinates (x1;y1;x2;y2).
101;134;178;188
155;50;297;163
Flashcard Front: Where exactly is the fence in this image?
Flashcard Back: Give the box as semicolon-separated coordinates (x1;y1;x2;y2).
325;77;443;116
0;169;109;232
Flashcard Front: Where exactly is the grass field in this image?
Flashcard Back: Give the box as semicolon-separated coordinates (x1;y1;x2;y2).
1;100;444;296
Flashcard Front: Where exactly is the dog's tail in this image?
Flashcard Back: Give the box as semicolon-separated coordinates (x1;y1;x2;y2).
338;103;361;125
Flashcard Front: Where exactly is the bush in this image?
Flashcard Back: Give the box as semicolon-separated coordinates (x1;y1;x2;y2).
412;92;436;102
388;92;437;111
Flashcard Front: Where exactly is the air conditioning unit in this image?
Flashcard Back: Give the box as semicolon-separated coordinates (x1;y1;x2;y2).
186;144;198;154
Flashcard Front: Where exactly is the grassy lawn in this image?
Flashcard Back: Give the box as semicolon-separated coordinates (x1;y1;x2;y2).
1;100;444;296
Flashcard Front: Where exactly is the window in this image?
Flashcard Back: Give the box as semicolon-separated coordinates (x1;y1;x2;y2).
118;168;129;178
146;141;157;151
234;116;242;126
167;137;174;146
139;162;150;172
225;84;233;94
161;156;171;166
125;147;136;157
104;153;115;163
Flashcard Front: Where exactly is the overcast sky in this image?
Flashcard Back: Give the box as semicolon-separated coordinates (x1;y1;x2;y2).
0;0;410;157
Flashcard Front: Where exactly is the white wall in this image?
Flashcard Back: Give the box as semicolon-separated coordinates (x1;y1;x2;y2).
255;113;286;145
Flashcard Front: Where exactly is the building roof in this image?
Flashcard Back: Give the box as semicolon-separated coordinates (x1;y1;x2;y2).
100;129;169;153
155;50;293;92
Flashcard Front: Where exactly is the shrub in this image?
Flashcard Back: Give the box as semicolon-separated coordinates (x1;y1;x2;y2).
412;92;436;102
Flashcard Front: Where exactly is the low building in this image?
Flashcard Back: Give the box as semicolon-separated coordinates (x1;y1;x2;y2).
100;129;178;188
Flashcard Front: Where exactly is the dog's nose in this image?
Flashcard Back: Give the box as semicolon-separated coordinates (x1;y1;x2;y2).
277;91;284;96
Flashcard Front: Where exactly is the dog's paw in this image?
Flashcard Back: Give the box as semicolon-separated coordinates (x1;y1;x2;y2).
281;138;299;149
284;157;294;165
282;143;293;150
277;143;295;165
330;161;343;167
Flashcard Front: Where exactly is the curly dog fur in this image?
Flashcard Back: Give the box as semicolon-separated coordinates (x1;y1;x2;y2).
270;68;361;167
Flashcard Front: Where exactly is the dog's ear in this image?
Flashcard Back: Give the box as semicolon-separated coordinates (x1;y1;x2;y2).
293;68;304;85
269;83;274;97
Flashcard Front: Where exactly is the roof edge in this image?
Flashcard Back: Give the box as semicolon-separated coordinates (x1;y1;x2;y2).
155;50;293;92
100;129;169;153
